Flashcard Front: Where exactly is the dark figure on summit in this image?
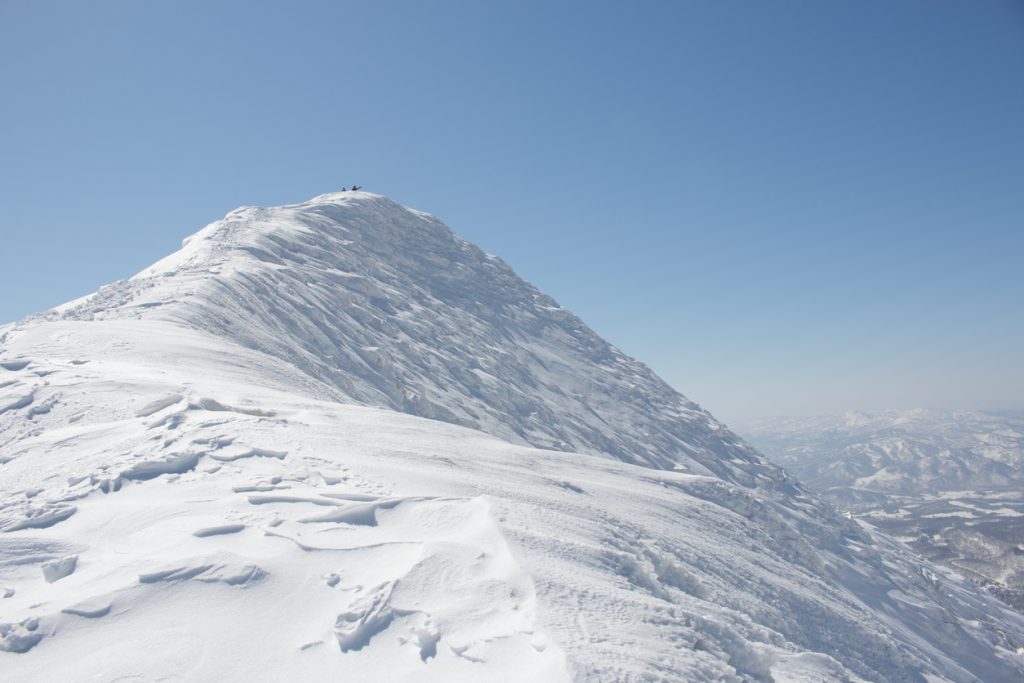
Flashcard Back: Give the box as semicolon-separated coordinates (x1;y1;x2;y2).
352;185;362;191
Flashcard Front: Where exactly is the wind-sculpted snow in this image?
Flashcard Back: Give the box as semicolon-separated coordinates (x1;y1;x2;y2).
1;193;1023;680
33;192;783;488
0;327;1022;680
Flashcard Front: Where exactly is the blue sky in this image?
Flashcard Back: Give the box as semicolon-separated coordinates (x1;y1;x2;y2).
1;0;1022;423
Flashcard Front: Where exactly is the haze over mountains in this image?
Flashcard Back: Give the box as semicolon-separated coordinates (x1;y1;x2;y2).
1;192;1022;681
739;409;1024;614
737;409;1024;497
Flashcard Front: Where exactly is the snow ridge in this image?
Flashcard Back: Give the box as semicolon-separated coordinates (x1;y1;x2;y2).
42;192;782;488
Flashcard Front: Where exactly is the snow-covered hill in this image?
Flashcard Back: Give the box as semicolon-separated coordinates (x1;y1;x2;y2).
738;409;1024;614
1;192;1022;681
42;191;775;486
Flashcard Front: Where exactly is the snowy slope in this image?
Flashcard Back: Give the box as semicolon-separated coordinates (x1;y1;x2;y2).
38;191;780;487
1;192;1023;681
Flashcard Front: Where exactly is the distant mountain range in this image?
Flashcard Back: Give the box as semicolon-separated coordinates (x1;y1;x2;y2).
738;409;1024;612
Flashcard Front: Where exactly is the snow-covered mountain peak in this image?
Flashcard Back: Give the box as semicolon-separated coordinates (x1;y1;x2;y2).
3;194;1024;680
38;191;783;488
135;191;417;278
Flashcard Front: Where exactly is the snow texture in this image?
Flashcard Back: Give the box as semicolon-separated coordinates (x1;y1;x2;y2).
1;192;1022;681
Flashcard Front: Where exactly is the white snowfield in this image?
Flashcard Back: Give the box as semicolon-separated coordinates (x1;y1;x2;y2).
0;192;1022;682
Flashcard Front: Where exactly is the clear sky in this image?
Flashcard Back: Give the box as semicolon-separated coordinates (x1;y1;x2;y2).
1;1;1022;424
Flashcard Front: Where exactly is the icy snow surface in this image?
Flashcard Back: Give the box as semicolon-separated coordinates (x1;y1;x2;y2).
1;192;1022;681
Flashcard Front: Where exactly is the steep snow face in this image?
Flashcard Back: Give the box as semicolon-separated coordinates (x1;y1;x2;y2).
36;192;780;488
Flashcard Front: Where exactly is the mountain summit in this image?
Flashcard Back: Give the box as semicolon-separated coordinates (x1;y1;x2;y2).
44;191;781;488
2;192;1023;681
